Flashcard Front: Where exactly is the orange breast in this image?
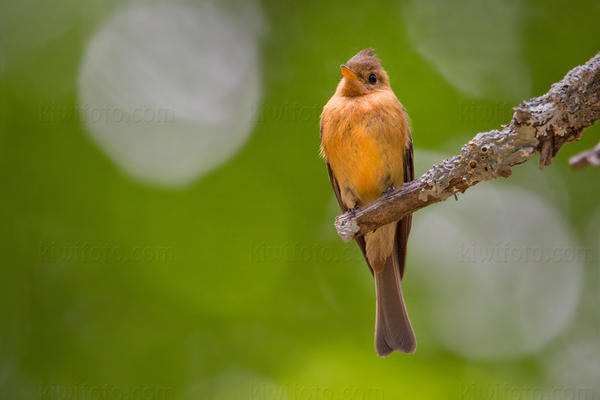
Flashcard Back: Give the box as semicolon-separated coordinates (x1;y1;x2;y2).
321;90;410;208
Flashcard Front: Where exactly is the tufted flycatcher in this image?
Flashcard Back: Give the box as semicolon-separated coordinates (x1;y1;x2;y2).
320;49;416;356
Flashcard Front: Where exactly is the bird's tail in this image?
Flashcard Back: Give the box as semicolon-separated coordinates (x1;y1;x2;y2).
367;224;416;356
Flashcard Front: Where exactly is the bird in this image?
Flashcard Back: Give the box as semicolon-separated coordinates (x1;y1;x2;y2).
320;48;416;356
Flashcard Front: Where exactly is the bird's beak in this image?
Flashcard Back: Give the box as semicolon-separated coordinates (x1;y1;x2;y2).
341;64;358;80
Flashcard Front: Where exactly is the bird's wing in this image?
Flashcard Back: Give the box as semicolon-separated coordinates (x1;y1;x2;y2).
326;162;373;275
395;137;414;279
321;120;373;274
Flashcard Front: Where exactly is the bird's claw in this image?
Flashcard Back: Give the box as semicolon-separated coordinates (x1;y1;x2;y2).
347;205;360;216
382;186;396;196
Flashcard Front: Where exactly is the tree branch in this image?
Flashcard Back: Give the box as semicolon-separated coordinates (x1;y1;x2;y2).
335;52;600;242
569;141;600;169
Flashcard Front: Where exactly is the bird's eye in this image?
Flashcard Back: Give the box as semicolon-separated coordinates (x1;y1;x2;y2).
368;74;377;84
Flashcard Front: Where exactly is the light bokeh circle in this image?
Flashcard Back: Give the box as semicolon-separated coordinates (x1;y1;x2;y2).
546;340;600;395
78;2;262;187
410;183;582;360
402;0;531;101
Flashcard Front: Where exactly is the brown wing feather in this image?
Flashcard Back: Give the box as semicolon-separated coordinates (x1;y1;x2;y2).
326;162;373;275
395;138;414;279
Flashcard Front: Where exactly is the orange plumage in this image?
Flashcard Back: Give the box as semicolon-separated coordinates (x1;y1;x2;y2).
321;89;409;207
320;49;416;355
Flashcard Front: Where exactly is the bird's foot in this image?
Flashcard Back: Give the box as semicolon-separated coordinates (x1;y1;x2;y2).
347;205;360;216
382;185;396;196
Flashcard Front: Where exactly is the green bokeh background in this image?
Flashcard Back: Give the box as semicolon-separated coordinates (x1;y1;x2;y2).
1;0;599;399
